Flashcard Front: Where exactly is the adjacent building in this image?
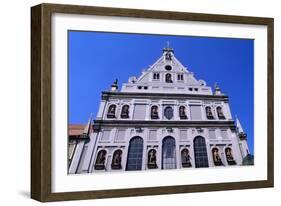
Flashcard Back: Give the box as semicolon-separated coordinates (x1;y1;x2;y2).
68;45;252;174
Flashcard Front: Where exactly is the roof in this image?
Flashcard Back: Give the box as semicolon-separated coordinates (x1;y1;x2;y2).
68;115;93;140
119;47;215;95
68;124;85;136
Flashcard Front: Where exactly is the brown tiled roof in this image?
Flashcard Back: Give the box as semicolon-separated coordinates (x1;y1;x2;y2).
68;124;85;136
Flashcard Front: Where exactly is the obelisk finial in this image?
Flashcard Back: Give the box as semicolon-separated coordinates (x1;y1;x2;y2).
167;41;170;48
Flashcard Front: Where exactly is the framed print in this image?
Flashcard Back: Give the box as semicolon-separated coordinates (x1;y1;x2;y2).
31;3;274;202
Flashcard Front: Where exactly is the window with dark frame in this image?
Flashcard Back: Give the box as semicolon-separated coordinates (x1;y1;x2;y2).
194;136;209;168
126;137;144;171
162;137;176;169
153;73;160;80
177;74;184;81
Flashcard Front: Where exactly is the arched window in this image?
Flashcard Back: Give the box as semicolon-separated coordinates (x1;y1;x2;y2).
165;73;173;83
94;150;107;170
179;106;187;119
126;137;144;171
217;106;225;119
193;136;209;168
212;148;223;166
205;106;214;119
107;104;116;118
225;147;236;165
151;105;159;119
181;148;192;168
120;105;130;119
147;149;157;169
111;149;122;169
162;136;176;169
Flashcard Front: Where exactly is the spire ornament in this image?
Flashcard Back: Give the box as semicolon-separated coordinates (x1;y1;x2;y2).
214;82;223;95
110;79;118;92
163;41;174;59
236;117;247;140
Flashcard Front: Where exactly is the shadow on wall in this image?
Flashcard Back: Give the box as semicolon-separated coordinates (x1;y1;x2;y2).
18;190;30;198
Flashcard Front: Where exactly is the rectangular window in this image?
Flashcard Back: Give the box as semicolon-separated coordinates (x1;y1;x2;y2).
190;105;202;120
149;130;157;140
180;130;188;140
209;129;216;139
177;74;184;81
133;104;146;119
101;130;111;141
153;73;160;80
221;129;228;139
115;130;125;142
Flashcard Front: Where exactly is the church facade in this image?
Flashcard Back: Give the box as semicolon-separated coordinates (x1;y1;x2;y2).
68;46;251;174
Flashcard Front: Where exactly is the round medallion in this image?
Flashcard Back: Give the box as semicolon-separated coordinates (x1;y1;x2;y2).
164;106;174;120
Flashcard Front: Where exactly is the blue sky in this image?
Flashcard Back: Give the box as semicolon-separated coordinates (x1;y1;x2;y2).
68;31;254;154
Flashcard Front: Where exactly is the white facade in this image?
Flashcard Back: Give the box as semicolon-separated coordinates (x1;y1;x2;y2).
68;46;251;174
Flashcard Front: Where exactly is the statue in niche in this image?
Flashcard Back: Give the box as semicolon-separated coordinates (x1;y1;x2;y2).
179;106;187;119
217;107;226;119
151;106;159;119
107;105;116;118
212;148;223;166
165;73;173;83
225;148;236;165
95;150;106;170
148;149;157;169
181;149;192;167
206;106;214;119
121;105;129;118
111;150;122;169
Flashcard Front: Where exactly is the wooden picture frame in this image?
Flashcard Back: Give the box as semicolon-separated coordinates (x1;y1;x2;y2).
31;3;274;202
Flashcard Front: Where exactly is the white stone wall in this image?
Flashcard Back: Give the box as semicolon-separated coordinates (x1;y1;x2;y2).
121;83;213;95
81;126;244;173
99;98;232;121
69;48;250;174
